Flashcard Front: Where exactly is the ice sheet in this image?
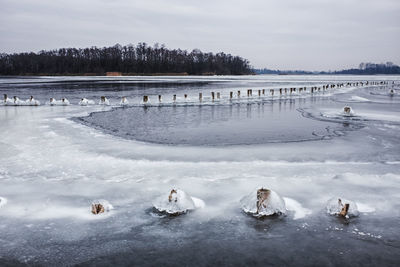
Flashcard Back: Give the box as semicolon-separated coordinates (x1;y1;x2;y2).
0;75;399;266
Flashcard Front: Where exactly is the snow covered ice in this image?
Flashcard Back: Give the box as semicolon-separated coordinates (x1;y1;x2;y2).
0;75;399;266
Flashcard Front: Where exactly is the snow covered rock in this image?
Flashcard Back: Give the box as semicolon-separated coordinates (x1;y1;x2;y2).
326;198;359;218
153;189;205;215
240;188;287;218
91;199;113;215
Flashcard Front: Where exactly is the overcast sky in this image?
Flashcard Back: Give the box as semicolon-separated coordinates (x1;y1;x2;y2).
0;0;399;70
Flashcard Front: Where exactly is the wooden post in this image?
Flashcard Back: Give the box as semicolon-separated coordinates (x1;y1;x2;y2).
285;88;287;94
258;90;261;96
143;95;148;103
158;95;162;102
173;94;176;102
237;91;241;97
262;89;265;95
199;92;202;102
230;91;233;99
217;92;220;99
184;94;188;99
211;92;215;101
279;88;282;95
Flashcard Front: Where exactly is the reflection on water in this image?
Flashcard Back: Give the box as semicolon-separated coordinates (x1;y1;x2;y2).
76;99;346;145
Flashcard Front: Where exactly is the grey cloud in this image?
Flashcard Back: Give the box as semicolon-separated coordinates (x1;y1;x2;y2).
0;0;399;70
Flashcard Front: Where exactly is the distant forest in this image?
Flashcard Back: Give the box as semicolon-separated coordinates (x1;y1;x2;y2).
0;43;253;75
254;62;400;75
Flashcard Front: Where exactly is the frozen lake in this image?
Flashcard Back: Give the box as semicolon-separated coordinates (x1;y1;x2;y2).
0;75;400;266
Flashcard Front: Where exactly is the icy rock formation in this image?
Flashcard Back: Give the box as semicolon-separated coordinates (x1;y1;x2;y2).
3;94;14;105
60;98;70;105
99;96;110;106
0;197;7;208
342;106;355;116
48;98;57;106
120;97;129;106
91;199;113;215
326;198;359;218
48;98;70;106
79;98;95;106
240;188;287;218
13;96;25;105
26;96;40;106
153;189;204;215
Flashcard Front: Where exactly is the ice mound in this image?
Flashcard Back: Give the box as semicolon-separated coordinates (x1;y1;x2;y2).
389;89;396;96
342;106;355;116
91;199;113;215
25;96;40;106
13;96;26;105
99;96;110;106
120;97;129;106
140;96;151;105
326;198;359;218
240;188;287;218
47;98;70;106
153;189;205;215
79;98;95;106
0;197;7;208
3;94;14;105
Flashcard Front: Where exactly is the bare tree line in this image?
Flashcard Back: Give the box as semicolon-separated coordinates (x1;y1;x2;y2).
0;43;253;75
